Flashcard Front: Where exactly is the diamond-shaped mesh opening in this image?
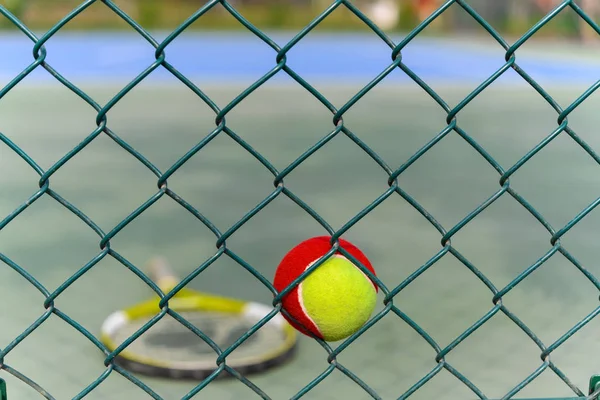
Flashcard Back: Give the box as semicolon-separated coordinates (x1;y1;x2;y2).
2;0;600;399
454;84;561;168
392;252;494;345
509;133;600;229
223;83;334;166
164;5;280;90
0;84;97;169
397;130;501;228
444;313;546;395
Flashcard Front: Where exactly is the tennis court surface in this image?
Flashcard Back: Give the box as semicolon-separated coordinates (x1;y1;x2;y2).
2;32;600;399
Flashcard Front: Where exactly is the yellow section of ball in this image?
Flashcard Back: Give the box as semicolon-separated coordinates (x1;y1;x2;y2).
300;255;377;342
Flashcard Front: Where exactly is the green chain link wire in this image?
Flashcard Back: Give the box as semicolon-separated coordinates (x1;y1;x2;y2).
1;0;600;399
0;378;6;400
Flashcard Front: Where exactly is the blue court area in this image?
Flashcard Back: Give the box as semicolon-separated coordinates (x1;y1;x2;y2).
0;31;599;86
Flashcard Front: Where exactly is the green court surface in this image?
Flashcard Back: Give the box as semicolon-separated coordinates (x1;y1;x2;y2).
2;81;600;399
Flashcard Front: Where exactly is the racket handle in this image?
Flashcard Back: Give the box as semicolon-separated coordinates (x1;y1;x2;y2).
147;256;179;290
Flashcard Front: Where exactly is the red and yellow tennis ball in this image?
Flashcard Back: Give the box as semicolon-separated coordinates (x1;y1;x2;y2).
273;236;378;342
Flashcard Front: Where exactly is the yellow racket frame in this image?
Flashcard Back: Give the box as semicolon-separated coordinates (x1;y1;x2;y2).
100;277;297;372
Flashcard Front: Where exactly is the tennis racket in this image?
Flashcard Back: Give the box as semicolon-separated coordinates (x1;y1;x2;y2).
100;256;297;380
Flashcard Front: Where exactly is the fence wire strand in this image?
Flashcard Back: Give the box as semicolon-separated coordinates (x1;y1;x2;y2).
1;0;600;399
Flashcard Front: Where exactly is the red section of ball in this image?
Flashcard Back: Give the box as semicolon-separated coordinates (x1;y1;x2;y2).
273;236;377;339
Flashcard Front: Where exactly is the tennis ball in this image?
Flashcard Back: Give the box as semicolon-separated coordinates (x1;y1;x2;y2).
273;236;378;342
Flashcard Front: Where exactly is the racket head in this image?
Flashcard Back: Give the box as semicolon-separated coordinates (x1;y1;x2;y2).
100;257;297;380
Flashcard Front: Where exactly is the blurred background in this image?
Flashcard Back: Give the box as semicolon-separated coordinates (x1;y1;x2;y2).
2;0;600;399
1;0;599;41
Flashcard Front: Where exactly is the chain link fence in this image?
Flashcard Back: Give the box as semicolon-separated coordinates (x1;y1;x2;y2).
1;0;600;399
